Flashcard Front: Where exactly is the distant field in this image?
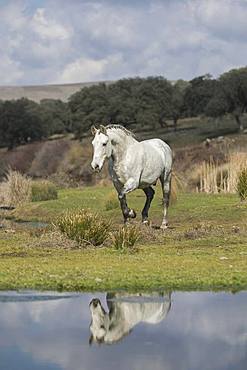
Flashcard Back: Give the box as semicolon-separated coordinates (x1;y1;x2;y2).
0;80;112;102
134;115;247;147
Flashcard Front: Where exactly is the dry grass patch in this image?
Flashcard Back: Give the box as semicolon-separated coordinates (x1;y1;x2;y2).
197;152;247;193
28;229;78;249
0;169;31;207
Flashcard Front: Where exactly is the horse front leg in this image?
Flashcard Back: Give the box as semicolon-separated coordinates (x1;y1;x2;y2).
118;194;136;223
118;178;139;223
119;178;139;197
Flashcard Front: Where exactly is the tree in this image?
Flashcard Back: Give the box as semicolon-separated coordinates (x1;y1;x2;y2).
170;80;189;130
40;99;71;134
219;68;247;132
69;83;109;138
107;78;143;125
0;99;47;149
204;82;228;119
183;74;216;117
134;77;173;129
68;77;175;136
205;67;247;132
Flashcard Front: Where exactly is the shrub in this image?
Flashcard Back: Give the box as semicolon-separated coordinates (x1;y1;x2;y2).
105;192;119;211
111;226;140;252
0;169;31;206
31;180;58;202
56;209;111;246
237;168;247;201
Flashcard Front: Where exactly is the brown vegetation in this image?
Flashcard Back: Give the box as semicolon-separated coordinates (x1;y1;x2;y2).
29;139;71;177
0;169;31;206
0;120;246;194
197;153;247;193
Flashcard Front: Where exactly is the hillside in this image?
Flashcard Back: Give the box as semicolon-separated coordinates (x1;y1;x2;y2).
0;81;112;102
0;116;246;189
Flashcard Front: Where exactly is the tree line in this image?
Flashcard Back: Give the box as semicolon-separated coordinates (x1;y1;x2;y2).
0;66;247;148
0;98;71;149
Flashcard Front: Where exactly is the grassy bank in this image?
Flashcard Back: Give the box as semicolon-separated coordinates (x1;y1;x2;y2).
0;187;247;291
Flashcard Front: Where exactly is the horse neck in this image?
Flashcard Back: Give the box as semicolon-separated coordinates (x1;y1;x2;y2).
108;130;137;164
105;302;140;343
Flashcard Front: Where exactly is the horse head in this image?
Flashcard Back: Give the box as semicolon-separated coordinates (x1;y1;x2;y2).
89;298;109;345
91;125;112;172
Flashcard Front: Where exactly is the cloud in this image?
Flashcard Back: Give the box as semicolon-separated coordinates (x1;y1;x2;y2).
57;57;108;83
55;54;124;83
0;0;247;85
31;8;71;40
0;1;26;31
0;55;23;84
191;0;247;40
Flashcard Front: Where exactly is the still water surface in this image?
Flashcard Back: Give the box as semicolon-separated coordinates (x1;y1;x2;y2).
0;290;246;370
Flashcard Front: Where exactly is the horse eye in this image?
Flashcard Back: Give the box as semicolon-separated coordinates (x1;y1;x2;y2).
102;143;107;146
100;325;105;329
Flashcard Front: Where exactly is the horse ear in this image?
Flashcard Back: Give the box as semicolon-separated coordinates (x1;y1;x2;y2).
99;125;107;135
91;125;97;136
89;334;94;346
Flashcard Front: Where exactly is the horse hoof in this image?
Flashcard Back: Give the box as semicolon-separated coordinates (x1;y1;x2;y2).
142;219;149;225
160;223;168;230
129;209;136;218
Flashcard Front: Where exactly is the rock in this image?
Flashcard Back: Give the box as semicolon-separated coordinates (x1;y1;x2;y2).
95;277;103;283
232;226;240;233
0;205;15;210
204;138;211;147
216;136;224;143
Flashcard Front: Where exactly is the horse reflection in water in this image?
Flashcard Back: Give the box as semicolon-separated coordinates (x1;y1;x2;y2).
89;292;171;345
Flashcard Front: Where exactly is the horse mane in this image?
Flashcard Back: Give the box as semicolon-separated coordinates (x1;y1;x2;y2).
105;124;135;138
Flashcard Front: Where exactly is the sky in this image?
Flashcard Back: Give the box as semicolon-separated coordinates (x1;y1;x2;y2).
0;0;247;86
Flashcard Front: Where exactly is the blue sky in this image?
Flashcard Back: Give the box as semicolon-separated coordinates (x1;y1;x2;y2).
0;0;247;85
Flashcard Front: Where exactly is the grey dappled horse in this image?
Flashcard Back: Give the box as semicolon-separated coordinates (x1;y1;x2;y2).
89;292;171;345
91;125;172;228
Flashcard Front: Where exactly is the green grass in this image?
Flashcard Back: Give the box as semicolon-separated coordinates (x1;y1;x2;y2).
0;187;247;292
137;115;247;148
31;180;58;202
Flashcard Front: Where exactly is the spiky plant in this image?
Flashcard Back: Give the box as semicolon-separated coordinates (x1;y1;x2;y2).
56;209;111;246
237;168;247;201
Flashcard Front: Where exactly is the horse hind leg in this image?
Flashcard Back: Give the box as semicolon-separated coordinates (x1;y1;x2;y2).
160;172;171;230
142;187;155;224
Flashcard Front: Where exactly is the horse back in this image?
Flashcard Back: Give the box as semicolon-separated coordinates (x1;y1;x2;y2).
139;138;172;176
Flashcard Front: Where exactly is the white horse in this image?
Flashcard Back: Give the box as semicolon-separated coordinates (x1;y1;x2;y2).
91;125;172;228
89;292;171;345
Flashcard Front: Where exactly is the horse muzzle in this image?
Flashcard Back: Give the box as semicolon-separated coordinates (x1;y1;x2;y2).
91;163;102;172
90;298;100;308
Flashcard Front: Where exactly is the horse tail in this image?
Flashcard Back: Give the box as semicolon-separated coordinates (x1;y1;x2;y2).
170;170;183;205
